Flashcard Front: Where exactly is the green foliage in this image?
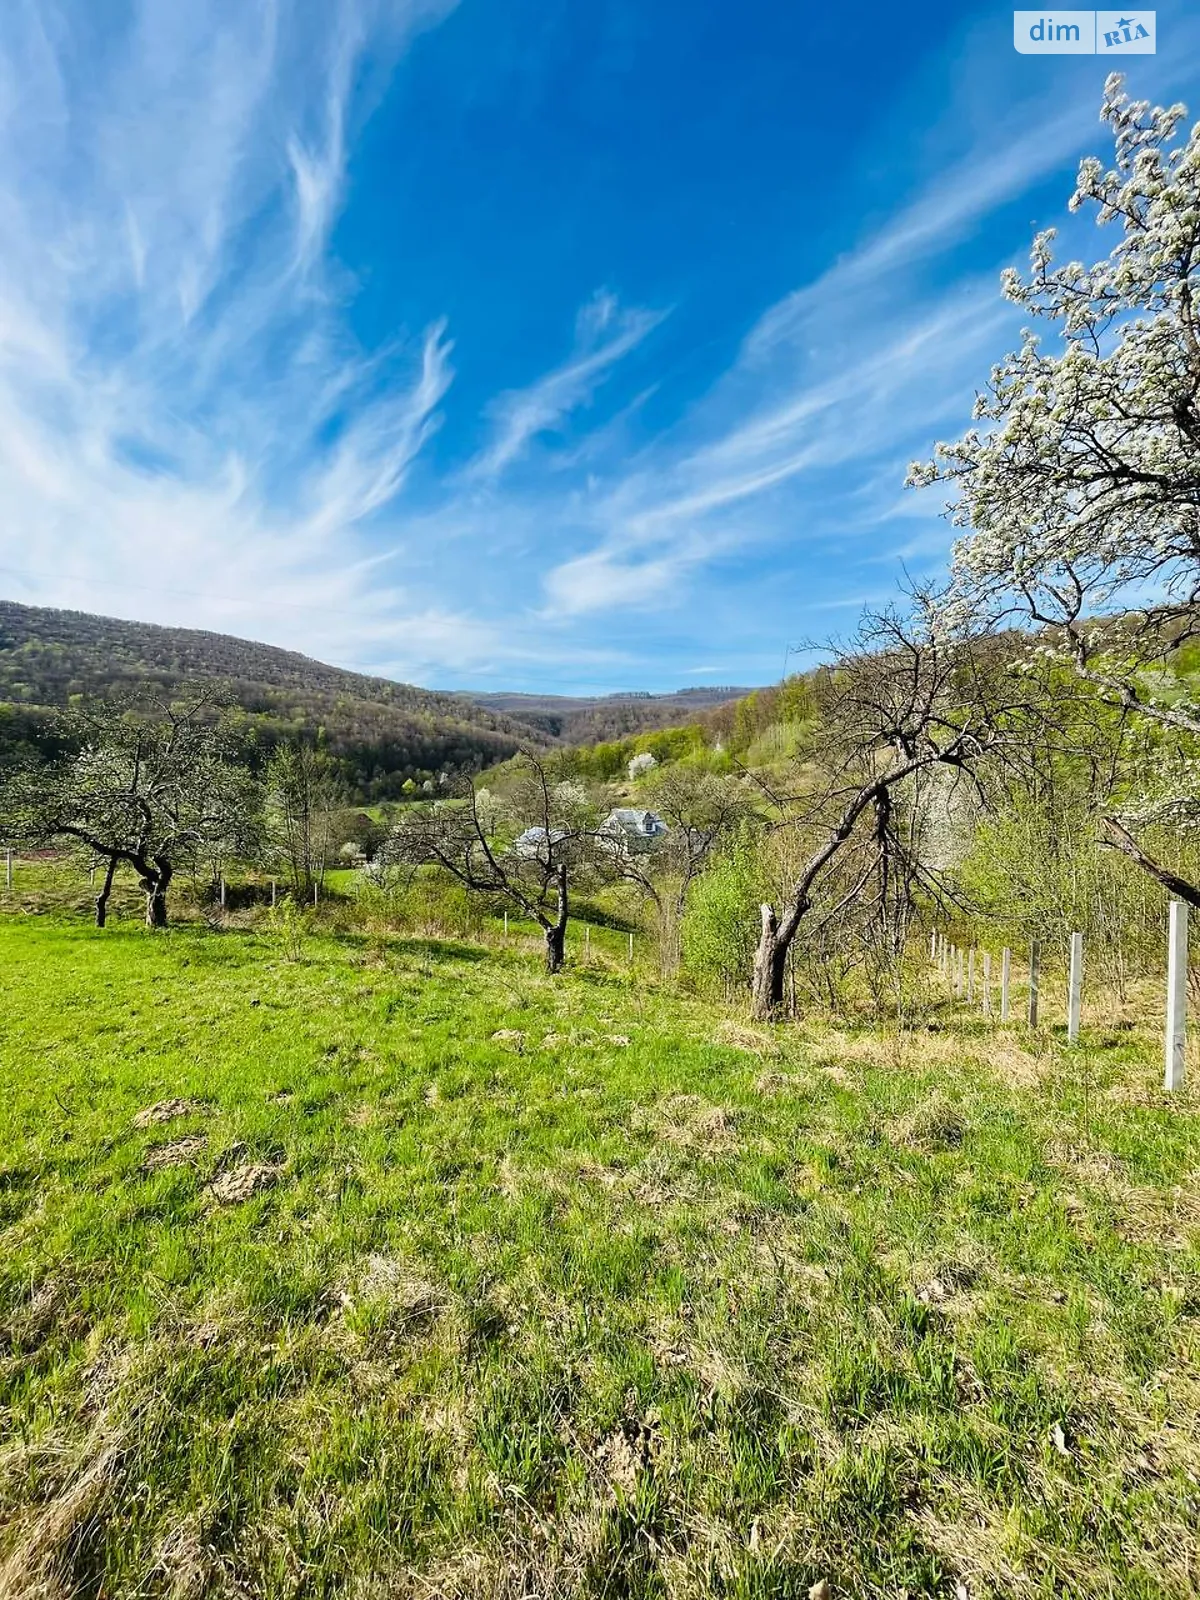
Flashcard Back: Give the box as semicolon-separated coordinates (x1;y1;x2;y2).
565;723;713;782
265;894;310;961
680;828;765;995
705;672;818;755
956;797;1197;995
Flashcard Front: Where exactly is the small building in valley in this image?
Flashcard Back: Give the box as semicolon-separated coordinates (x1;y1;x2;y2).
600;808;669;854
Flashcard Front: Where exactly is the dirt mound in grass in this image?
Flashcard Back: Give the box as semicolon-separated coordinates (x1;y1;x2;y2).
206;1162;285;1205
143;1135;207;1172
133;1097;206;1128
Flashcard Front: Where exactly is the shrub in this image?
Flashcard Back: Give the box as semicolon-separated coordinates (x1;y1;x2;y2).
681;829;765;997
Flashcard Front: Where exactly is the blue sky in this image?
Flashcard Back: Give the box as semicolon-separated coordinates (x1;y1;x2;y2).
1;1;1198;693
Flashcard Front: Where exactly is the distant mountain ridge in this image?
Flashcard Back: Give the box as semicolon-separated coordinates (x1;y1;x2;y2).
454;686;753;743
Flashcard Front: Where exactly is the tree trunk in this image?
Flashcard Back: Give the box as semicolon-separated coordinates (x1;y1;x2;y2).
545;923;566;974
143;861;172;928
751;902;788;1021
544;862;569;974
94;855;117;928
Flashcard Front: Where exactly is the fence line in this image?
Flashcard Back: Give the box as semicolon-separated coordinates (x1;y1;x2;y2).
932;915;1191;1093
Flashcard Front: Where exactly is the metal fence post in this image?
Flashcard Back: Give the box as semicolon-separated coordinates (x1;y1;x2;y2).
1166;900;1188;1091
1067;932;1083;1043
1001;947;1011;1022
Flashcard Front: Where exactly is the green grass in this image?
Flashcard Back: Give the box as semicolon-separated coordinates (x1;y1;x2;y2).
1;904;1199;1597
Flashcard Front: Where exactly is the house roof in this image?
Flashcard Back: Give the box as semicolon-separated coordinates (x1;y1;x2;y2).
604;808;667;831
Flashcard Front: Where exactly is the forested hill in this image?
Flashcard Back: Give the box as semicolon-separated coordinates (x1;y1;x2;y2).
453;686;753;743
0;601;544;801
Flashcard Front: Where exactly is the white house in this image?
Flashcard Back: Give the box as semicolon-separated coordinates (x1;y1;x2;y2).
511;825;568;859
600;808;669;854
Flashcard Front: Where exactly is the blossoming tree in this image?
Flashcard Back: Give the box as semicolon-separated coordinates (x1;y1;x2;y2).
909;75;1200;900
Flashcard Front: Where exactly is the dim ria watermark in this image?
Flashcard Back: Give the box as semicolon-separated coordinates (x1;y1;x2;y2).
1014;11;1155;53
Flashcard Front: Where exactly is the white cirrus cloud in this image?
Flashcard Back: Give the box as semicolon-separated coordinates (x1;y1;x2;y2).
465;290;667;481
0;0;459;673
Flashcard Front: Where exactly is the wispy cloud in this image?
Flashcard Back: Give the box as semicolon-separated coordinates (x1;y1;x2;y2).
466;291;666;481
532;278;1013;617
0;0;462;680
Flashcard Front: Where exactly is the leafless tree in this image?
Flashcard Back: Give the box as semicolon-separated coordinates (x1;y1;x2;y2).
747;599;1022;1020
386;753;600;972
265;741;345;898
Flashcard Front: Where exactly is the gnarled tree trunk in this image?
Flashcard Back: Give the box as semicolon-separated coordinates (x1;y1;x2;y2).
751;902;788;1021
141;859;173;928
544;863;569;974
545;923;566;973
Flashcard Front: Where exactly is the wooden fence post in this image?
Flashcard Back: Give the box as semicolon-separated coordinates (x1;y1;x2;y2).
1028;940;1040;1029
1067;932;1083;1044
219;875;227;911
1000;947;1011;1022
1165;899;1188;1091
313;882;319;907
956;946;965;998
504;911;509;937
982;952;992;1015
967;949;975;1005
628;932;634;963
4;848;11;890
270;879;277;907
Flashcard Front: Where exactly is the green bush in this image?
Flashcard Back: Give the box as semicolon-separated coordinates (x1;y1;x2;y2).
681;828;765;997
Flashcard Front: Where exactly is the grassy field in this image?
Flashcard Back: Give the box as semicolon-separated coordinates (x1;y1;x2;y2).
1;892;1199;1597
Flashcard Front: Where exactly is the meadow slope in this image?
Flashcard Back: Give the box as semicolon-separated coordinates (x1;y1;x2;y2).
1;912;1199;1598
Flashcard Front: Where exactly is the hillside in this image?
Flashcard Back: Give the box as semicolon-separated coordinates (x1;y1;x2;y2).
0;602;545;801
2;885;1197;1598
454;685;752;743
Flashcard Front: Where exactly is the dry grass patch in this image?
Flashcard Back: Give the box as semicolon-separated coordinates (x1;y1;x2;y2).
0;1438;124;1600
713;1019;781;1058
753;1068;810;1097
891;1094;967;1153
142;1135;207;1172
649;1094;742;1153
